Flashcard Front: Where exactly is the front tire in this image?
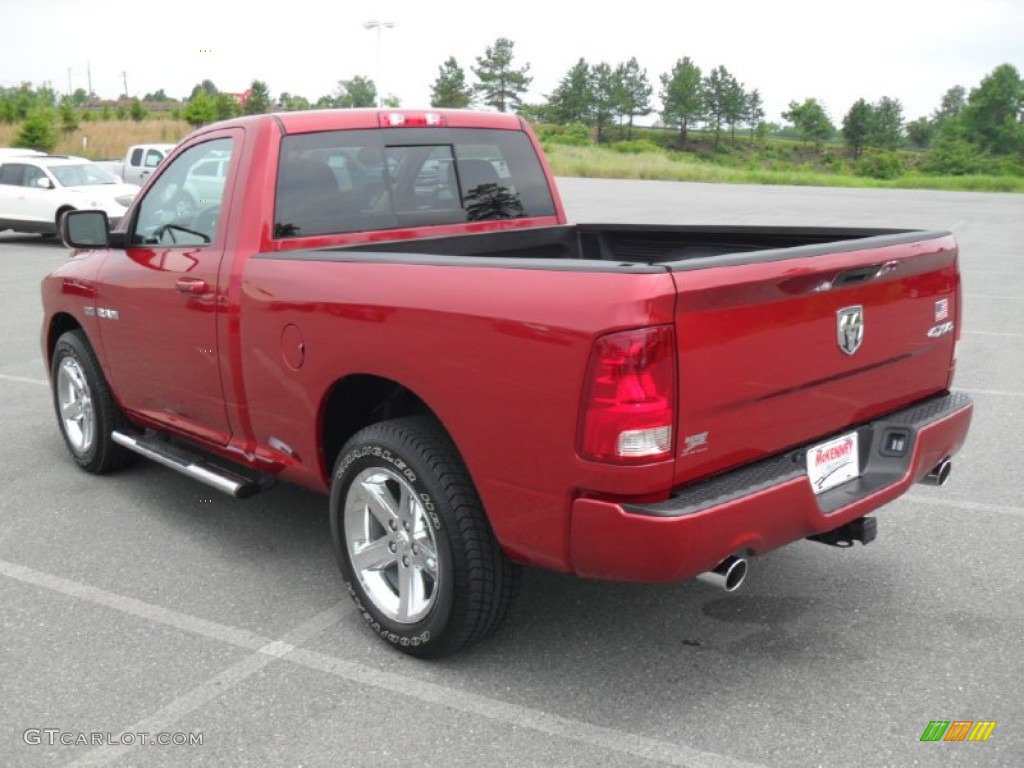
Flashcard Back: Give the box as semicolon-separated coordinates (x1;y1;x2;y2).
330;417;519;658
51;330;135;473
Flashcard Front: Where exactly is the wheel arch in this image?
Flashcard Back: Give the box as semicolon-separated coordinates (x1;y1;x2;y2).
55;205;76;230
46;312;85;368
319;374;444;483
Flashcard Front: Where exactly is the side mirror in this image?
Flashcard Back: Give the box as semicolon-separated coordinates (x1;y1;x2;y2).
61;210;111;249
35;177;54;189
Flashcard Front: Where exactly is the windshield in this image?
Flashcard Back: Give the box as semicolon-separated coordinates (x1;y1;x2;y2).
49;164;118;187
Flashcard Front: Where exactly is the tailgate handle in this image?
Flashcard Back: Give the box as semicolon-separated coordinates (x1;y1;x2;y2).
834;261;899;287
176;277;210;294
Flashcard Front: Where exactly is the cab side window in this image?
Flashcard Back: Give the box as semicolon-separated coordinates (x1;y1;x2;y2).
132;138;233;247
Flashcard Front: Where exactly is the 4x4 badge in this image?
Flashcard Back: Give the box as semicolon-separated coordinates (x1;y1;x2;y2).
837;305;864;355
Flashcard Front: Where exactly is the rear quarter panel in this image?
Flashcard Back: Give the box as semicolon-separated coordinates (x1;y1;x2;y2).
237;258;678;569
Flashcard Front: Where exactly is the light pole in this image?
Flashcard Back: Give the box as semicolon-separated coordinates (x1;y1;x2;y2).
363;20;395;108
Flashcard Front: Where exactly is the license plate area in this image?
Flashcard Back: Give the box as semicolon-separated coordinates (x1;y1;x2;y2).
807;431;860;494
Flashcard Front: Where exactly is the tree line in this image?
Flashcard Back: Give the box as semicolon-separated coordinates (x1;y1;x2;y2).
3;38;1021;176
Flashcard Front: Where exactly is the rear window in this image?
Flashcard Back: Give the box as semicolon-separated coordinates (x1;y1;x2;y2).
273;128;556;239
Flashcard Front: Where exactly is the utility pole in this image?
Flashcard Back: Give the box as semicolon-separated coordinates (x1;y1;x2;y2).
363;20;395;108
87;60;92;97
121;70;128;99
67;68;72;97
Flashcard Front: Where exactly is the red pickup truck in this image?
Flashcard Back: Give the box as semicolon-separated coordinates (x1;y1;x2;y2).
43;109;973;657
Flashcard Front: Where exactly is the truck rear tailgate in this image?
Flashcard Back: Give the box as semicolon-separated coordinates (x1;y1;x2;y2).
669;232;959;487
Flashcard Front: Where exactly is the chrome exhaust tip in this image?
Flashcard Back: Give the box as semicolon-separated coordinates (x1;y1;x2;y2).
696;555;748;592
921;458;952;487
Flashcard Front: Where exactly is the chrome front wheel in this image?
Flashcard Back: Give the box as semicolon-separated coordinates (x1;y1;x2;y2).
56;356;95;454
50;330;135;474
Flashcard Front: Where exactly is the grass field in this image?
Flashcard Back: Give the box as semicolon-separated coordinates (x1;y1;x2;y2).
2;119;1021;193
542;143;1024;192
0;119;191;160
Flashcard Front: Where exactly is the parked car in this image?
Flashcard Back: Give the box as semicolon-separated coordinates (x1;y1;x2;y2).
96;143;177;186
0;147;47;160
0;155;139;236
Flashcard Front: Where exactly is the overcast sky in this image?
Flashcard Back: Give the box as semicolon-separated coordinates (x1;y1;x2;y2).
2;0;1021;125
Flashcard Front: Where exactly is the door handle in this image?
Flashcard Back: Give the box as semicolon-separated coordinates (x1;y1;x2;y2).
176;277;210;294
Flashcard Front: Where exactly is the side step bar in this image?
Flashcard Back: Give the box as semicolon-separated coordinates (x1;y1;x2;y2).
112;431;262;499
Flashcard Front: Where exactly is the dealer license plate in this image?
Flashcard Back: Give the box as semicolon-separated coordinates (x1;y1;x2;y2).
807;431;860;495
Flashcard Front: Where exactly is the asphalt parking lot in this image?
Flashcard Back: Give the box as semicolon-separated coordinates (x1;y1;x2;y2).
2;179;1022;767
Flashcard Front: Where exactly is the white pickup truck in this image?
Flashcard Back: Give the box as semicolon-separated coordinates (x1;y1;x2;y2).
97;143;176;185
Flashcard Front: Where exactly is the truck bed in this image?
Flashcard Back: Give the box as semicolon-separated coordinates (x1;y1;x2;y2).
297;224;950;272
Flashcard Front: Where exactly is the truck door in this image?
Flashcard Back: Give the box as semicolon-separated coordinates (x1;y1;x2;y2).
96;132;240;445
138;147;165;185
125;146;144;185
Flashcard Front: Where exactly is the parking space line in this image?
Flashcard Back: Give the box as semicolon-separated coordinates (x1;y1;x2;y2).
0;559;271;652
959;387;1024;397
1;558;764;768
963;330;1024;338
66;604;349;768
0;373;47;386
281;646;765;768
903;494;1023;516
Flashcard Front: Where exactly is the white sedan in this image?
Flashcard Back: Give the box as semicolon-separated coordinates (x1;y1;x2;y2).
0;155;140;236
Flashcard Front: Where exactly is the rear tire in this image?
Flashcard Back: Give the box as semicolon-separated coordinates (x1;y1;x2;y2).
51;330;135;473
329;416;519;657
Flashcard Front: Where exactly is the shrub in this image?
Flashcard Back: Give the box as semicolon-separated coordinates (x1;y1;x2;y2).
855;150;905;179
535;121;592;146
13;109;57;152
609;139;662;154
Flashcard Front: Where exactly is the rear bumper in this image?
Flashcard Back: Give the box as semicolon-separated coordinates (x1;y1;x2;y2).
569;391;973;582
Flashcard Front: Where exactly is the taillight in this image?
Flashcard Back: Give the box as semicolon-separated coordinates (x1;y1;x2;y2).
578;325;676;463
378;111;447;127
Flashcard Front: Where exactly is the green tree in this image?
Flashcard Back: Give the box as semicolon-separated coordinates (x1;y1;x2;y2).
71;88;90;107
430;57;473;109
59;96;79;134
703;66;735;149
721;72;747;144
613;57;652;139
782;98;835;148
129;97;147;122
14;109;58;152
868;96;904;150
842;98;873;159
961;63;1023;155
932;85;966;126
905;117;935;149
189;80;219;99
334;76;377;108
244;80;272;115
744;89;765;143
545;58;594;125
472;37;532;113
659;57;704;150
142;89;171;102
278;92;311;111
215;93;241;120
184;91;218;127
591;62;617;143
